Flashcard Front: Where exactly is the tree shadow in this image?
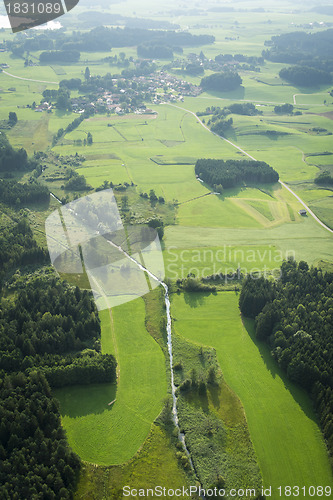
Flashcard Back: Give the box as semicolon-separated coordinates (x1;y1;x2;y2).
55;109;72;118
242;317;317;423
208;384;221;411
184;389;209;414
183;291;210;308
203;86;246;100
54;382;117;418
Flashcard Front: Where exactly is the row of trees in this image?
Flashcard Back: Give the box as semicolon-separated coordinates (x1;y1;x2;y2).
239;260;333;464
0;179;49;206
198;103;261;118
195;159;279;189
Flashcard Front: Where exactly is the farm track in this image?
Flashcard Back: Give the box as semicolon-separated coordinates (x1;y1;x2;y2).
2;70;58;85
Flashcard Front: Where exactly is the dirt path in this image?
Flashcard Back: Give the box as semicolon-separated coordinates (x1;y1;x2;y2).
2;70;58;85
293;92;328;105
167;103;333;235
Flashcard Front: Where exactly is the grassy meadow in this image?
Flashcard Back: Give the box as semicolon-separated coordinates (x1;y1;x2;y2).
55;298;167;465
172;292;333;498
74;424;194;500
0;0;333;493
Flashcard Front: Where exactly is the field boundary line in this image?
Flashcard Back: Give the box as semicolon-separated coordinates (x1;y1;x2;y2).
166;103;333;236
293;92;328;105
2;70;58;85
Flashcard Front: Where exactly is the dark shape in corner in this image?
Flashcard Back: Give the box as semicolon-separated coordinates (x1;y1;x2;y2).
4;0;80;33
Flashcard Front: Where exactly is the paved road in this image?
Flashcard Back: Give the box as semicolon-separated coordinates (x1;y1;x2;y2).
168;103;333;235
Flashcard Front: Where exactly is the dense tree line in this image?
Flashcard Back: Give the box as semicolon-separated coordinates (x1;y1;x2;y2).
185;63;204;75
137;44;174;59
195;159;279;190
0;179;49;206
52;107;95;146
274;103;294;114
200;71;242;92
12;26;214;54
311;6;333;15
0;371;80;499
279;66;332;87
215;53;264;65
210;117;233;137
198;103;261;118
53;26;214;52
42;354;116;388
64;171;91;191
0;219;49;285
0;276;116;386
59;78;82;90
239;260;333;464
39;50;81;64
0;133;31;172
263;29;333;73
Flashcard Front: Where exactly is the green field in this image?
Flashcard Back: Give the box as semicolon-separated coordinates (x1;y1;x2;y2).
75;424;193;499
172;292;333;498
55;299;167;465
1;0;333;493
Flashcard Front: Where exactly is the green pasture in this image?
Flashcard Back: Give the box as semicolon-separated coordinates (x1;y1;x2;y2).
177;194;262;228
164;244;284;280
53;105;242;202
309;197;333;231
165;215;333;270
246;200;274;221
172;292;333;498
75;424;192;499
76;159;131;187
55;298;167;465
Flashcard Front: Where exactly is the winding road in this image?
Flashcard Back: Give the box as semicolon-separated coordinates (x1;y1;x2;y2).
168;103;333;235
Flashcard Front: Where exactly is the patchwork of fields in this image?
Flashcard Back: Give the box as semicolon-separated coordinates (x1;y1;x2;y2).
0;0;332;493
